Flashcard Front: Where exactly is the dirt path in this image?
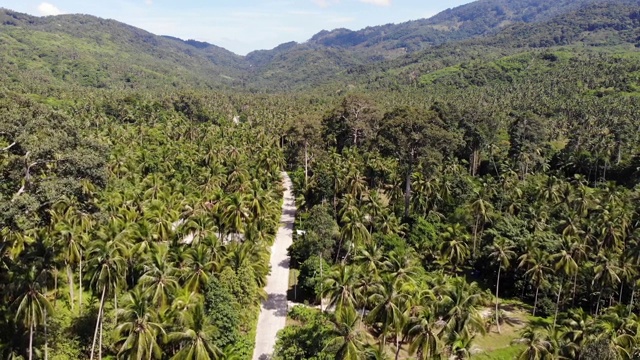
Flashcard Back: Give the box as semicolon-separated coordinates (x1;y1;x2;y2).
252;172;295;360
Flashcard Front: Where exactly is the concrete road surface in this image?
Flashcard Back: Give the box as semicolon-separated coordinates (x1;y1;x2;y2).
252;172;295;360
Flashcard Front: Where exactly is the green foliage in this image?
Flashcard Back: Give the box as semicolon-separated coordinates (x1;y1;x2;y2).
273;306;333;360
289;204;338;266
298;256;330;301
204;274;241;351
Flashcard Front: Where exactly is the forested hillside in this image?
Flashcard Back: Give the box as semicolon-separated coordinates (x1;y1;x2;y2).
2;0;639;91
2;0;640;359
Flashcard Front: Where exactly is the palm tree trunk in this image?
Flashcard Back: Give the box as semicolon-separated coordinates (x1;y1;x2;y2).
596;291;602;315
404;159;413;219
553;279;563;329
114;291;117;325
473;215;480;258
304;140;308;190
335;237;344;263
619;282;624;304
29;311;34;360
395;334;401;360
380;334;386;354
90;285;106;360
629;284;635;317
44;309;49;360
53;271;58;307
572;273;578;306
533;285;540;316
99;310;103;360
79;255;83;312
495;266;501;334
67;264;75;310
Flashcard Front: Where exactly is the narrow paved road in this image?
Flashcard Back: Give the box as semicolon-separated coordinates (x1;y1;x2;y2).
253;172;295;360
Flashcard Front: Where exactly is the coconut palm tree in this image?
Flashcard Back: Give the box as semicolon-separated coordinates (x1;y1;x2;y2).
139;245;180;309
593;252;622;315
519;248;551;316
323;264;358;314
339;206;371;261
367;275;407;354
488;237;516;334
354;242;383;275
439;278;485;346
550;239;579;328
560;308;593;359
13;266;53;360
440;224;470;272
115;288;165;360
406;307;441;360
50;202;83;311
221;193;251;241
168;302;222;360
382;249;418;285
517;324;553;360
325;307;371;360
182;244;216;293
86;238;127;360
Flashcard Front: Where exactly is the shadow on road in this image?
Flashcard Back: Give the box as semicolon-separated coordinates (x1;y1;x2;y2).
263;293;288;317
278;258;290;269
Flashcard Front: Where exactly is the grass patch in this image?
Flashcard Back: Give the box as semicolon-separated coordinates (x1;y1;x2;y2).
472;345;524;359
471;306;528;359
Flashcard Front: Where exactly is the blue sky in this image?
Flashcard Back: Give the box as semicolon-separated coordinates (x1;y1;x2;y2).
2;0;474;55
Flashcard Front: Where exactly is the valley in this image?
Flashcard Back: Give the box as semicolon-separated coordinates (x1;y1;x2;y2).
1;0;640;359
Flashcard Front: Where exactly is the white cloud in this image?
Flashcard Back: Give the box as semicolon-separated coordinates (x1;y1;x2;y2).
37;2;62;16
312;0;340;7
145;0;153;5
359;0;392;6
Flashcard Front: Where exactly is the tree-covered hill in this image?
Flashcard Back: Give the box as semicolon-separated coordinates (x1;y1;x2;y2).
2;0;640;92
0;9;247;90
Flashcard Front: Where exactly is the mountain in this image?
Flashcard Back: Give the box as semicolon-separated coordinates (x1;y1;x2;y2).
244;0;640;89
0;9;247;90
0;0;638;92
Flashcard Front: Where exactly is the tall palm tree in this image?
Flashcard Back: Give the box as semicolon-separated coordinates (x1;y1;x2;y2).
560;308;593;359
440;224;470;272
354;242;383;275
221;193;251;241
139;245;180;309
593;252;621;315
367;275;407;354
87;238;127;360
382;249;418;285
488;238;516;334
467;187;494;258
182;244;218;293
50;202;83;311
115;288;165;360
406;307;441;360
13;266;53;360
168;302;221;360
339;206;371;262
323;264;358;314
517;324;553;360
325;307;371;360
550;239;579;328
440;278;485;346
519;248;551;316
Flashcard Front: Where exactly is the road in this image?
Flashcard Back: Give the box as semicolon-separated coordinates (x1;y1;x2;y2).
252;172;295;360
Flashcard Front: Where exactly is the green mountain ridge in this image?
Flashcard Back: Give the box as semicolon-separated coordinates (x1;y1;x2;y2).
0;0;639;92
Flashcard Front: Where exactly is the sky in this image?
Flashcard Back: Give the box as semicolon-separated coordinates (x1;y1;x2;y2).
1;0;475;55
